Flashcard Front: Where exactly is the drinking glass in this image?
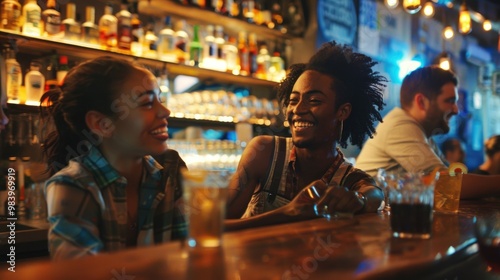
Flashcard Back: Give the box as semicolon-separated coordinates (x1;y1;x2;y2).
314;183;355;220
388;172;438;239
434;171;463;213
181;169;232;248
376;168;393;214
475;213;500;273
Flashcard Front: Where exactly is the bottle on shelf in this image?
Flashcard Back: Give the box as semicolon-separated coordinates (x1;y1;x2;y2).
3;44;21;103
143;25;158;58
190;0;205;8
189;24;202;67
62;2;81;41
256;43;270;80
253;0;264;26
0;0;21;31
269;0;283;31
81;6;99;45
221;0;234;17
205;0;219;12
223;35;238;74
98;5;117;49
56;55;69;85
214;25;226;71
25;61;45;104
158;16;176;62
248;32;258;76
202;24;216;67
130;3;143;56
21;0;41;36
44;53;58;91
242;0;255;23
42;0;62;38
174;20;189;65
116;2;132;51
269;42;285;82
237;30;249;76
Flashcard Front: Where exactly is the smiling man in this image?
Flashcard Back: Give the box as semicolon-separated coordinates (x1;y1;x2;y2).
226;42;386;221
356;66;500;199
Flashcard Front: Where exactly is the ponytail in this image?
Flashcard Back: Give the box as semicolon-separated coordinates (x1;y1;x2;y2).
40;87;87;175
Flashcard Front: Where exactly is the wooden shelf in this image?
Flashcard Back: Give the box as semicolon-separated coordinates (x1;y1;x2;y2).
0;29;278;88
138;0;290;40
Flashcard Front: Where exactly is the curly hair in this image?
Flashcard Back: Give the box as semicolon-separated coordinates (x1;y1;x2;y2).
276;41;386;148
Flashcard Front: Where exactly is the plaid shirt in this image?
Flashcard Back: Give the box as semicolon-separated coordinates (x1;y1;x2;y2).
45;147;187;260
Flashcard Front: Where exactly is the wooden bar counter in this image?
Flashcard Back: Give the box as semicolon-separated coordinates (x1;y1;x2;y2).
2;200;500;280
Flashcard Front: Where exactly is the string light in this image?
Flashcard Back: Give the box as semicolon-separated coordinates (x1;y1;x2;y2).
483;20;492;31
385;0;399;9
403;0;421;14
422;2;435;17
458;3;472;34
443;26;454;40
439;55;451;70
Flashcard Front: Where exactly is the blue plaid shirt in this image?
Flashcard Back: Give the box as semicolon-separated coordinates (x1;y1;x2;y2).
45;147;187;260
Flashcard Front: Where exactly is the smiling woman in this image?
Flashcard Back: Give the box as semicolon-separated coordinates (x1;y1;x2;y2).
39;56;187;260
225;41;386;226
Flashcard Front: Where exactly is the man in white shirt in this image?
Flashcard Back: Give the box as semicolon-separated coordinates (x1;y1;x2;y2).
356;66;500;199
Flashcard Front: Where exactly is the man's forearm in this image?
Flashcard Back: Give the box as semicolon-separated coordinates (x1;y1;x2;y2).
461;174;500;199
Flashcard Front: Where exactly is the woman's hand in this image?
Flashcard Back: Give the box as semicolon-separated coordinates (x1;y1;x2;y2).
316;185;365;215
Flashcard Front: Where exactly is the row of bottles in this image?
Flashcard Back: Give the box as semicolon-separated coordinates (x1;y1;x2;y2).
2;44;71;104
173;0;306;36
0;1;290;82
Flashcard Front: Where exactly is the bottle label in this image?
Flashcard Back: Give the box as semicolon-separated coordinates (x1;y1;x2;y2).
6;65;20;100
117;21;132;49
45;14;61;35
64;23;81;40
1;3;21;30
26;9;41;26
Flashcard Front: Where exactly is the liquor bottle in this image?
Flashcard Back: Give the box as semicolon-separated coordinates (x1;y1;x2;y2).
248;32;258;76
42;0;62;38
256;44;270;80
214;25;226;71
223;35;238;74
81;6;99;45
189;24;202;67
269;0;283;31
62;3;81;41
205;0;219;12
98;5;117;49
242;0;254;23
116;2;132;51
143;26;158;58
237;31;249;76
0;0;21;31
21;0;41;36
282;0;305;36
253;0;263;26
202;25;216;67
25;61;45;104
130;3;143;56
157;16;176;62
231;0;240;18
174;20;189;64
56;55;69;85
269;43;285;82
221;0;234;17
44;53;58;91
4;45;21;103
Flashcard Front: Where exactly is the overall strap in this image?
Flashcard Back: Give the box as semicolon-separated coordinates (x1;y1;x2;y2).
267;137;287;204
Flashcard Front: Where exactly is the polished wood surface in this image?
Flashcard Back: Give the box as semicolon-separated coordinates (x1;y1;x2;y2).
2;200;500;280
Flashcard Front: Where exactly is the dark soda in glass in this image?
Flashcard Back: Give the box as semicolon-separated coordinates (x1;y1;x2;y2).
477;237;500;273
390;203;433;238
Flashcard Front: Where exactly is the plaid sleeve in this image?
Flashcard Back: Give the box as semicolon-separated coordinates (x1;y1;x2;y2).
45;182;103;259
171;156;187;240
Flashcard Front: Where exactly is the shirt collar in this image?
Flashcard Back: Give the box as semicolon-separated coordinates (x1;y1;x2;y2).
81;147;164;188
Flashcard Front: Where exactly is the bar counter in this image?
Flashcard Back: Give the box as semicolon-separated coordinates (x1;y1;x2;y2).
2;200;500;280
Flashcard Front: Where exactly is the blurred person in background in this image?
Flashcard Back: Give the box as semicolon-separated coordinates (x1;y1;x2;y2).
472;135;500;175
441;137;466;164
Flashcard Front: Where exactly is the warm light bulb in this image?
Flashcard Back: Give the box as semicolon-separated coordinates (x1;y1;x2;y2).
385;0;399;9
443;26;454;40
403;0;421;14
422;2;434;17
483;20;492;31
458;4;472;34
439;57;450;70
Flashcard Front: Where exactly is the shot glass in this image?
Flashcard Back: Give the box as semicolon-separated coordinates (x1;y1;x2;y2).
475;213;500;273
434;171;463;214
388;172;438;239
181;169;231;248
